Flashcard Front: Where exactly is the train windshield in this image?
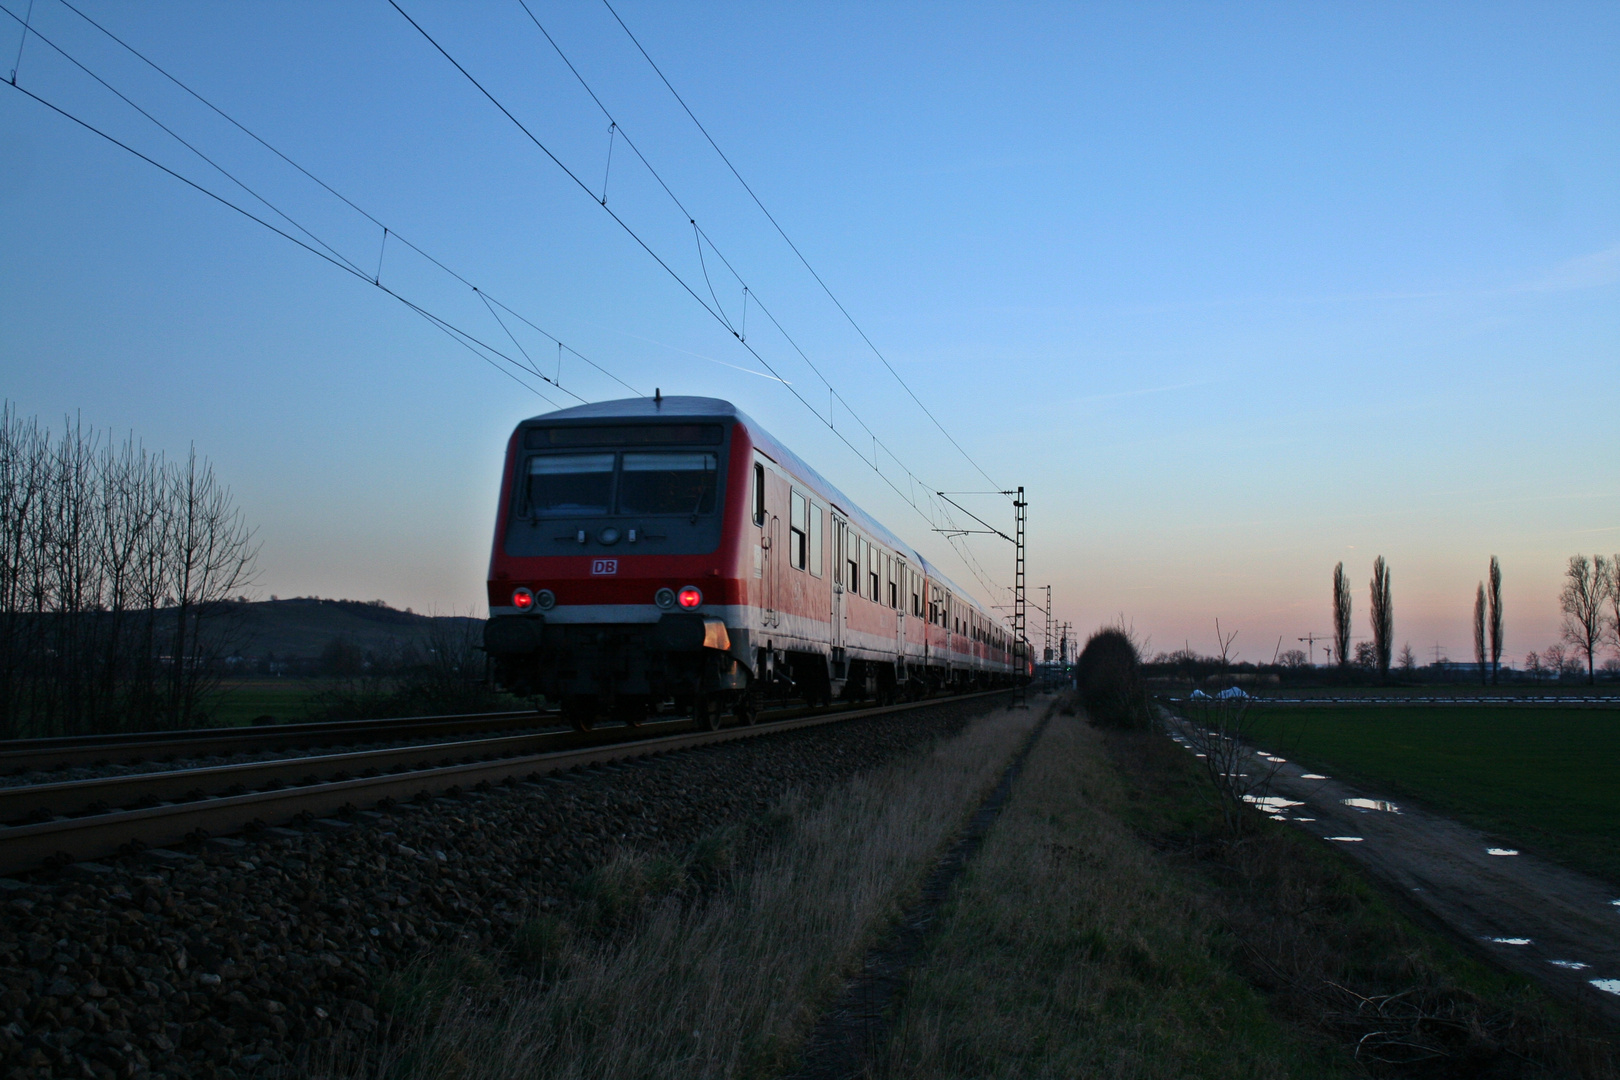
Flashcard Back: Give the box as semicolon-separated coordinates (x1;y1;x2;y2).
523;453;615;515
618;452;718;515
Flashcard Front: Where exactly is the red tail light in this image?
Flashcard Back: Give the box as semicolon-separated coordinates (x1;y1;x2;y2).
511;587;534;610
677;586;702;609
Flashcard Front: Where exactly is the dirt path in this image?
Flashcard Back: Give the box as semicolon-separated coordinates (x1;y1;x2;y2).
1252;750;1620;1023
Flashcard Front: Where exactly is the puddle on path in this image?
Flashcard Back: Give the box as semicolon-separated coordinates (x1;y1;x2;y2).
1489;937;1533;945
1592;979;1620;996
1293;817;1316;822
1261;755;1287;763
1487;848;1520;856
1327;836;1363;842
1300;773;1328;780
1549;960;1591;970
1242;795;1304;812
1343;797;1400;813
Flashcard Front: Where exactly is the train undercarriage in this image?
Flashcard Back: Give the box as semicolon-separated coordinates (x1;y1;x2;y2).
484;614;1011;732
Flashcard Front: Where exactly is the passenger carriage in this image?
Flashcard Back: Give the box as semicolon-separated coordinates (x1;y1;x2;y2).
483;396;1016;729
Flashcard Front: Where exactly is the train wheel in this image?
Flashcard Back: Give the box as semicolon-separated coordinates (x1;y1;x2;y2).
697;696;726;731
562;696;595;733
613;696;649;728
734;693;759;726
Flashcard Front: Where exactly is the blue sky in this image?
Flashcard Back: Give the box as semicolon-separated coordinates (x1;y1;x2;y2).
2;1;1616;663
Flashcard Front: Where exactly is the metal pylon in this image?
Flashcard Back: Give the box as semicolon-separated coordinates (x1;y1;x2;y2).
1014;486;1027;708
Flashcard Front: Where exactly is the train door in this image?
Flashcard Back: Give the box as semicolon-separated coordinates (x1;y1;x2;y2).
831;516;847;658
765;512;781;628
894;558;908;674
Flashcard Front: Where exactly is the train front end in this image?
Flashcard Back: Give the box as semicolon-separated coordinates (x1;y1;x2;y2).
483;398;754;728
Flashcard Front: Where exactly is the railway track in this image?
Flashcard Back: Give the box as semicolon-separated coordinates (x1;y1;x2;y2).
0;708;552;774
0;690;1014;875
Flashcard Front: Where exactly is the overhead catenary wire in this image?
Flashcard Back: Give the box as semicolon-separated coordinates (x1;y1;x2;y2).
495;1;1013;603
601;0;1004;494
44;0;641;400
0;6;568;407
400;0;1013;607
10;0;1013;614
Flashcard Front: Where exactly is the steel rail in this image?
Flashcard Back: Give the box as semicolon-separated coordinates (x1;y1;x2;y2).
0;709;550;773
0;701;864;822
0;722;656;823
0;690;1014;875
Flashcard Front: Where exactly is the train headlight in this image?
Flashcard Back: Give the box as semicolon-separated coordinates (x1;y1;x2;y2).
511;587;534;611
654;587;676;610
535;588;557;610
677;586;702;609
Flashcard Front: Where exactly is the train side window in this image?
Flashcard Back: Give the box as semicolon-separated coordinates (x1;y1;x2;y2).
889;559;899;609
753;463;766;527
809;502;824;578
857;537;869;600
848;533;860;590
867;543;878;600
789;490;807;570
911;573;921;616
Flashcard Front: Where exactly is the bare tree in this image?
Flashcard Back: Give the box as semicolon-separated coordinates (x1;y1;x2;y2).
1333;562;1352;672
1609;553;1620;663
1560;554;1608;685
1473;582;1487;685
0;405;256;736
1369;556;1393;683
1399;642;1417;673
1488;556;1504;685
1215;618;1239;674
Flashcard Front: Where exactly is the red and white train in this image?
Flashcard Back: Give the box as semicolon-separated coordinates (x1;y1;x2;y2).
483;396;1020;729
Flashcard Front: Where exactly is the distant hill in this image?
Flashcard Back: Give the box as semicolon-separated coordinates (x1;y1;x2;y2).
221;598;482;662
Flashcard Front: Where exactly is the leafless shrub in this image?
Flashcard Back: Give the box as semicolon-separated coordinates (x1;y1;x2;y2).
0;405;257;736
1176;696;1285;837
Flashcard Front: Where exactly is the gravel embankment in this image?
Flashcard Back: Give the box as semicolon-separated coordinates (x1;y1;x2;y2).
0;696;1002;1080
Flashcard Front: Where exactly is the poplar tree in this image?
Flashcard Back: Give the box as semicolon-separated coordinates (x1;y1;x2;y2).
1473;583;1487;685
1488;556;1504;685
1333;562;1352;673
1370;556;1393;683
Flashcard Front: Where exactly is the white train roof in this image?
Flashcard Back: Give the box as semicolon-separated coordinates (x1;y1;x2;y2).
517;397;1001;625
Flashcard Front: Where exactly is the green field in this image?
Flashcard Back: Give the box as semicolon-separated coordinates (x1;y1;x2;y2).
1246;705;1620;887
206;679;339;727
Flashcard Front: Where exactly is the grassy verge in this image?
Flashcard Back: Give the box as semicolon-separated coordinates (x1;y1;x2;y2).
1245;706;1620;885
879;712;1617;1078
345;704;1039;1079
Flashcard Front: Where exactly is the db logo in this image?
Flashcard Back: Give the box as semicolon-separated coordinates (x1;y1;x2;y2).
590;559;618;576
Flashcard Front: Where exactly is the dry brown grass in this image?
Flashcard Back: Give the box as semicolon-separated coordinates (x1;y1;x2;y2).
338;704;1039;1080
878;711;1619;1079
878;715;1341;1079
